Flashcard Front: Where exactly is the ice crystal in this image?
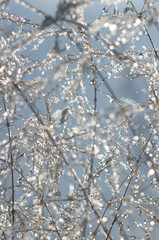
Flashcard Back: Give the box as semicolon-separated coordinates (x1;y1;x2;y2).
0;0;159;240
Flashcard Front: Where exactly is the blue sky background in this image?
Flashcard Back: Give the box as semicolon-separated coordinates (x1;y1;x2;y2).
6;0;158;106
1;1;159;239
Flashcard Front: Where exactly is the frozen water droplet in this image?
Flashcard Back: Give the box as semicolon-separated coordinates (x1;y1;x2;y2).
102;7;108;15
106;94;114;103
90;80;94;85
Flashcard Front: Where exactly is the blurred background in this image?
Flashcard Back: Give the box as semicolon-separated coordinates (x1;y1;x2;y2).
1;0;159;239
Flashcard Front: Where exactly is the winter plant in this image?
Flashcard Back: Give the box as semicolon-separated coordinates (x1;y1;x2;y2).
0;0;159;239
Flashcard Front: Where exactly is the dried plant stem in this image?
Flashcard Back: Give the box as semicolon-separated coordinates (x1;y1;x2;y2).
2;98;15;240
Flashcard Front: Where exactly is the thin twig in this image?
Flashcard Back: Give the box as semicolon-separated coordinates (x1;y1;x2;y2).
12;79;113;240
106;127;155;239
2;98;15;240
130;0;159;59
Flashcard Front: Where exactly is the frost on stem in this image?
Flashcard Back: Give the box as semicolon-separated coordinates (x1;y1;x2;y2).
0;0;159;239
